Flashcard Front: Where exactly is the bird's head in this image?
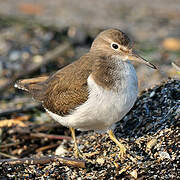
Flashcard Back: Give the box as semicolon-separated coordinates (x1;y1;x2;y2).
90;28;157;69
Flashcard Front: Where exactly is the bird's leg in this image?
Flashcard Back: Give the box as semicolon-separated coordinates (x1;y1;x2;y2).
69;127;81;158
108;129;126;158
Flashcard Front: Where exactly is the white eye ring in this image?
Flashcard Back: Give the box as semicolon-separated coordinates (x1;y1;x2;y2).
111;43;119;50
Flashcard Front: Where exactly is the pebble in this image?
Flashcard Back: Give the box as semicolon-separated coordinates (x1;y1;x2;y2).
21;51;30;60
96;157;105;165
34;112;52;123
43;32;53;41
32;55;43;63
9;50;21;61
150;91;155;97
146;138;157;151
55;144;68;156
159;151;171;160
77;177;82;180
153;175;158;179
162;38;180;51
130;169;138;179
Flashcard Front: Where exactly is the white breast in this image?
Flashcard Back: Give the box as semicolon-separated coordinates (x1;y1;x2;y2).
46;61;138;131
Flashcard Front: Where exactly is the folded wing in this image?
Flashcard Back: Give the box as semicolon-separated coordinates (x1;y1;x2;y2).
15;53;93;116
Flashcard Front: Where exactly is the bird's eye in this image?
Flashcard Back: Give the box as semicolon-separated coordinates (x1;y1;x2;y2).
111;43;119;50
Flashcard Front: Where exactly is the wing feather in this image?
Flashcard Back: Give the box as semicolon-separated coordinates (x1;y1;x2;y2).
15;53;94;116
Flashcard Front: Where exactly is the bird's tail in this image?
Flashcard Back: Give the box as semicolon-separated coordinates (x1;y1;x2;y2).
14;76;48;101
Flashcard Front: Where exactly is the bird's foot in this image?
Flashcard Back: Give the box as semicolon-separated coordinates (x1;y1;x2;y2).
74;147;85;159
108;129;127;159
117;142;126;159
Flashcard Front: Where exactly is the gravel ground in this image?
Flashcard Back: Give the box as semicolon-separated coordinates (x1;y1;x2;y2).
0;79;179;179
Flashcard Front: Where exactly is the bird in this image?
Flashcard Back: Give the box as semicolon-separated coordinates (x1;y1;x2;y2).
15;28;157;159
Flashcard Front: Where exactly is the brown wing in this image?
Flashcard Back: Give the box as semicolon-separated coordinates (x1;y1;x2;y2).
16;53;94;116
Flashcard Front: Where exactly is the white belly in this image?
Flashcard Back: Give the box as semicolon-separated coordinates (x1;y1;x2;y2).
46;62;138;131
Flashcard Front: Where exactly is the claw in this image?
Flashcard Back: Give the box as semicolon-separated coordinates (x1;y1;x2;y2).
118;143;126;158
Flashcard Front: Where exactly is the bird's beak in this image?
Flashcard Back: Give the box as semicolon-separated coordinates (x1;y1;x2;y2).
127;52;157;69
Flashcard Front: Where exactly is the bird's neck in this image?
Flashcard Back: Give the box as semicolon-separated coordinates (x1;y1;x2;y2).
91;56;137;92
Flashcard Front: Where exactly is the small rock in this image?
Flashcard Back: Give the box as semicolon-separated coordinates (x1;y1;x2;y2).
159;151;171;160
150;91;155;98
130;169;138;179
162;38;180;51
35;112;52;123
146;138;157;151
32;55;43;63
22;51;30;60
154;175;158;179
9;50;21;61
96;157;105;165
55;144;68;156
77;177;82;180
43;32;53;41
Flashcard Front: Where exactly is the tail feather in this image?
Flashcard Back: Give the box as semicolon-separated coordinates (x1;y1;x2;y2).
15;76;49;101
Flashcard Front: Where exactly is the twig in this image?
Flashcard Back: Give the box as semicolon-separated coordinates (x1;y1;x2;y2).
0;152;17;159
1;115;30;121
172;62;180;75
30;132;72;141
172;62;180;71
35;143;60;153
0;42;71;93
0;115;30;127
0;155;86;168
0;142;21;149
